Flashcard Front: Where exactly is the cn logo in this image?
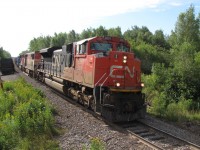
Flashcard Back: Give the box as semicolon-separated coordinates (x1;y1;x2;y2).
52;55;60;67
110;65;135;78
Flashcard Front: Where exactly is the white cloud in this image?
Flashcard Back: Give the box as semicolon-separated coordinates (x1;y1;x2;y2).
169;2;183;6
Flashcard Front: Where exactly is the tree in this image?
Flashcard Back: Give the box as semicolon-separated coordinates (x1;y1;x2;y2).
50;32;67;47
67;30;79;43
80;28;94;39
107;27;122;37
0;47;11;58
94;26;108;36
172;5;200;50
152;30;170;49
29;36;51;51
123;26;153;45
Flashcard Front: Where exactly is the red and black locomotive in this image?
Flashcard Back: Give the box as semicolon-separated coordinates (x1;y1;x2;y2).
19;36;146;122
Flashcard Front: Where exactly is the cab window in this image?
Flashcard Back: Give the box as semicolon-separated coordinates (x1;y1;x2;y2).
117;44;130;52
90;43;112;51
76;43;87;54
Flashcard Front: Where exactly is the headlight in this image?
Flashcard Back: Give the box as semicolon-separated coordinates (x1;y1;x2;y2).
116;83;120;87
141;83;144;87
123;59;127;63
123;56;127;59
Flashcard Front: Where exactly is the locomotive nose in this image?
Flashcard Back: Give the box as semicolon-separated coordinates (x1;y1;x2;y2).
109;52;136;88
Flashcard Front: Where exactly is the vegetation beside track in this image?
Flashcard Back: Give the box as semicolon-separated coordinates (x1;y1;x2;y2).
0;78;59;150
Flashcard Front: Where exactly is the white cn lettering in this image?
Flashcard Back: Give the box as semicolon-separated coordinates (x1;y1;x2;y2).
125;66;135;78
52;55;60;67
110;65;135;78
110;65;124;78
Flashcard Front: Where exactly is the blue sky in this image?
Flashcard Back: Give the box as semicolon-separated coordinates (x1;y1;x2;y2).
0;0;200;57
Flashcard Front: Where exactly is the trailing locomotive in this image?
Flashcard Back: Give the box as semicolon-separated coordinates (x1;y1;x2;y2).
0;58;15;75
20;36;146;122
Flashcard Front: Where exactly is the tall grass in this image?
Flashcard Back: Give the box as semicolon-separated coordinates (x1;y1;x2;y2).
0;78;59;150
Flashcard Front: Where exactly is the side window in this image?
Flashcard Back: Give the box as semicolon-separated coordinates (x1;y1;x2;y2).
76;45;79;55
77;44;86;54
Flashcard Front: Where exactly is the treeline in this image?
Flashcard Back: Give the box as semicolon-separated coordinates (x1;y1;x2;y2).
0;47;11;59
27;5;200;121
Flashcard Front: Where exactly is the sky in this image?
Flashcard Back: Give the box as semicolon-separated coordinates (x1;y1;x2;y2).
0;0;200;57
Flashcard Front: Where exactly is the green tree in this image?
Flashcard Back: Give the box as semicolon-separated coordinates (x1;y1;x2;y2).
94;26;108;36
80;28;94;39
0;47;11;58
50;32;68;47
29;36;51;51
152;30;170;49
171;5;200;50
123;26;153;45
67;30;79;43
107;26;122;37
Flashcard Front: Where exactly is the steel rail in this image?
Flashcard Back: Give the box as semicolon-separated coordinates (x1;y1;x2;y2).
138;119;200;150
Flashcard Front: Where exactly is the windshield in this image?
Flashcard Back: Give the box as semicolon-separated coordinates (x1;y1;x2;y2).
117;44;130;52
91;43;112;51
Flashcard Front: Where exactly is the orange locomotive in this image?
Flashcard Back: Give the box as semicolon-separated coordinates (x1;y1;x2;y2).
24;36;146;122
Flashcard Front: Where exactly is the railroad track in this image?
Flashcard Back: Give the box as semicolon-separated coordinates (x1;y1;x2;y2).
117;120;200;150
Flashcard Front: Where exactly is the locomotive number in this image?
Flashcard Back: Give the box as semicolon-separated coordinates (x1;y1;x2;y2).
110;65;135;78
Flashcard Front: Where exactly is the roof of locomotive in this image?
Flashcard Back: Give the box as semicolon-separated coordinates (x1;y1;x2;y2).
76;37;96;45
75;36;129;45
53;49;62;54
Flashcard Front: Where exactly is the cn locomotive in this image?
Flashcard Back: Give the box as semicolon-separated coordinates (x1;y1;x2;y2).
19;36;146;122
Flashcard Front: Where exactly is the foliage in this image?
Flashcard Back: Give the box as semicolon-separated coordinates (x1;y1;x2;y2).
93;26;108;37
29;35;52;51
0;78;59;150
107;26;122;37
90;138;105;150
134;43;169;74
0;47;11;58
169;5;200;50
141;5;200;122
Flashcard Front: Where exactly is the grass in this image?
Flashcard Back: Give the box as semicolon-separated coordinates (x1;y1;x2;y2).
0;78;60;150
147;97;200;123
83;138;105;150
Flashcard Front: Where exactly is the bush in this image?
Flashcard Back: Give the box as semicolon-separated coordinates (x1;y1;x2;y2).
0;78;59;149
143;64;200;123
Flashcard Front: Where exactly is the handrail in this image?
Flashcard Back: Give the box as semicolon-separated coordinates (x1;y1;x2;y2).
99;68;116;105
95;73;106;87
